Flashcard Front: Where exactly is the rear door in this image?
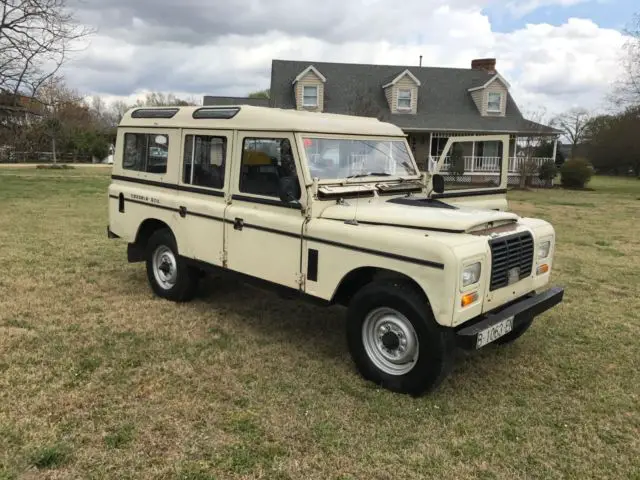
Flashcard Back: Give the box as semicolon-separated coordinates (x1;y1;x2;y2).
176;129;232;267
428;134;510;210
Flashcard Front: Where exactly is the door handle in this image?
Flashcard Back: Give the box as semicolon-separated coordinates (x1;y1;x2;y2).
234;217;244;231
179;206;187;218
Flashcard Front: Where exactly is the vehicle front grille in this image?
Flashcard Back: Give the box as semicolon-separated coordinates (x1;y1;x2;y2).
488;232;534;291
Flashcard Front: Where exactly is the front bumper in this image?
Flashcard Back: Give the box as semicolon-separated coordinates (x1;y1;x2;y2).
455;286;564;350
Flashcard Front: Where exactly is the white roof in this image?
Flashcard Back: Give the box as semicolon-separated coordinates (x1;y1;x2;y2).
118;105;405;136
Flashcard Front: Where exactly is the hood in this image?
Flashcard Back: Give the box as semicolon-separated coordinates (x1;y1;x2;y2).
319;198;520;233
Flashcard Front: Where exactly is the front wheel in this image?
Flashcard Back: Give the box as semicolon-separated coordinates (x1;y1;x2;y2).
145;229;199;302
346;280;455;396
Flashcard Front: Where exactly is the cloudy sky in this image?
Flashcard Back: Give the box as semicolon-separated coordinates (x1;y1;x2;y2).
63;0;637;116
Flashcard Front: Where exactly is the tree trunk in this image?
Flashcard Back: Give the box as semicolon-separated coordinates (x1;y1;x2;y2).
52;137;57;164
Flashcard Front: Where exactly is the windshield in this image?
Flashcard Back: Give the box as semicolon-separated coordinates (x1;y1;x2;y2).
302;137;417;181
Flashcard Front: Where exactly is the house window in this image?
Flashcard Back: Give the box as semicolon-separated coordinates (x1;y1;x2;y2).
397;89;412;111
239;138;300;199
302;85;318;107
182;135;226;189
487;92;502;113
122;133;168;174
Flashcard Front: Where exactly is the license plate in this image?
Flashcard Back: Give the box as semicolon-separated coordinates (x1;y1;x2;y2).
476;316;514;349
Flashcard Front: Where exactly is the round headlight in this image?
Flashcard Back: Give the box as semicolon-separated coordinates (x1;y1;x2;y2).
462;262;481;287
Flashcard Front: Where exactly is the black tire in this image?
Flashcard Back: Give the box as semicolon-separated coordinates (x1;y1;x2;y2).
145;228;199;302
493;317;534;345
346;279;455;396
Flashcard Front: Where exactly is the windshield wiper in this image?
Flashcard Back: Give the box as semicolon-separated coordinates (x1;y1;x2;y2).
346;172;393;179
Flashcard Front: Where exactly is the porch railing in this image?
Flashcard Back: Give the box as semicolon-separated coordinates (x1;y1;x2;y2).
439;156;553;174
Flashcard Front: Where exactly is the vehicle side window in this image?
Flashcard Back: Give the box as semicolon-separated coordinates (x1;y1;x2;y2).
183;135;226;189
239;137;299;198
123;133;168;174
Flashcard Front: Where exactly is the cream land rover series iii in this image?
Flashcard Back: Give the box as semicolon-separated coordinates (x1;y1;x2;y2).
107;105;564;396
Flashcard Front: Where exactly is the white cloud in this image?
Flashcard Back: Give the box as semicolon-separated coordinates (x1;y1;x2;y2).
61;1;629;117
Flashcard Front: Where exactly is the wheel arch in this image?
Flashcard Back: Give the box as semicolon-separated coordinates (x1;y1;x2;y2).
330;267;432;309
128;218;172;263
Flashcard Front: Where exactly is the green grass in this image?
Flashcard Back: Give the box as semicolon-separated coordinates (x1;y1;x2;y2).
0;168;639;479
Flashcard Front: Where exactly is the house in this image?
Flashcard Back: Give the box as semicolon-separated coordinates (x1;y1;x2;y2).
204;58;561;184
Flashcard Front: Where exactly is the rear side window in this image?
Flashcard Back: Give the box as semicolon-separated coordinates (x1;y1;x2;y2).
183;135;226;189
122;133;168;174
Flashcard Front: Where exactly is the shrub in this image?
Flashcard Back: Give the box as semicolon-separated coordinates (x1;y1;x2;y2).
560;158;593;189
538;160;558;187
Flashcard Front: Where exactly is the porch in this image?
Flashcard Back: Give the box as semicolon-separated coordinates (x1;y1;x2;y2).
406;131;558;175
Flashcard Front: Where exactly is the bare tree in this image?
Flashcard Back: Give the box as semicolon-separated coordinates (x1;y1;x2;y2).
518;106;554;188
0;0;92;99
611;13;640;108
135;92;198;107
551;108;591;158
37;75;84;163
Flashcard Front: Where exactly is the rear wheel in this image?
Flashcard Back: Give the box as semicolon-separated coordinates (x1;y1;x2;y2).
145;229;199;302
346;279;455;396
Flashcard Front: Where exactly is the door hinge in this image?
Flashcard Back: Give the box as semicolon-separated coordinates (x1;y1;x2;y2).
296;272;305;290
221;250;228;268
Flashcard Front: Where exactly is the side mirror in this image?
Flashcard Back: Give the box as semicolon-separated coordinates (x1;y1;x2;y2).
432;174;445;194
278;176;301;203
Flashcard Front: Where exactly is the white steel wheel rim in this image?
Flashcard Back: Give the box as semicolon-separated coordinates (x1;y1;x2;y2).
152;245;178;290
362;307;419;376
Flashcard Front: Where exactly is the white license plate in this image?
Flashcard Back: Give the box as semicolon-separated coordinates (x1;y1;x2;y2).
476;316;514;349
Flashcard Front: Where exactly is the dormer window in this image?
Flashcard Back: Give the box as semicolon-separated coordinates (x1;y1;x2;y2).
397;89;412;111
303;85;318;107
487;92;502;113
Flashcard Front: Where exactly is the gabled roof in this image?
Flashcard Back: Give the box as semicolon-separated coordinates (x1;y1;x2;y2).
292;65;327;84
382;69;421;89
467;73;511;92
269;59;558;135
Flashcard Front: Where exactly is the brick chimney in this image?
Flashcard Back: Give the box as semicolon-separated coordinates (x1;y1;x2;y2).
471;58;496;74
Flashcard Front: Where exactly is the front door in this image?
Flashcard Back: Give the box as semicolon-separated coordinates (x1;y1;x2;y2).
224;132;306;289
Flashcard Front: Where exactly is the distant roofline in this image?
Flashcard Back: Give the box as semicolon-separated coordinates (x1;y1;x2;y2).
272;58;489;74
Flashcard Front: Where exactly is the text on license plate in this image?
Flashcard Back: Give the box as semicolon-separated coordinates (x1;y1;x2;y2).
476;316;514;349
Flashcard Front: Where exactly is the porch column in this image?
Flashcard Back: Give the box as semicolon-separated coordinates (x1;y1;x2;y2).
551;136;558;163
427;132;433;172
471;140;476;172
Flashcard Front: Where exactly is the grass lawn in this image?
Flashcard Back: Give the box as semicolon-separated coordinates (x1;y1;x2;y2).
0;169;638;479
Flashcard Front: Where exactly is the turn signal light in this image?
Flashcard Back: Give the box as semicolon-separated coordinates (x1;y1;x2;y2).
537;264;550;275
461;292;478;307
